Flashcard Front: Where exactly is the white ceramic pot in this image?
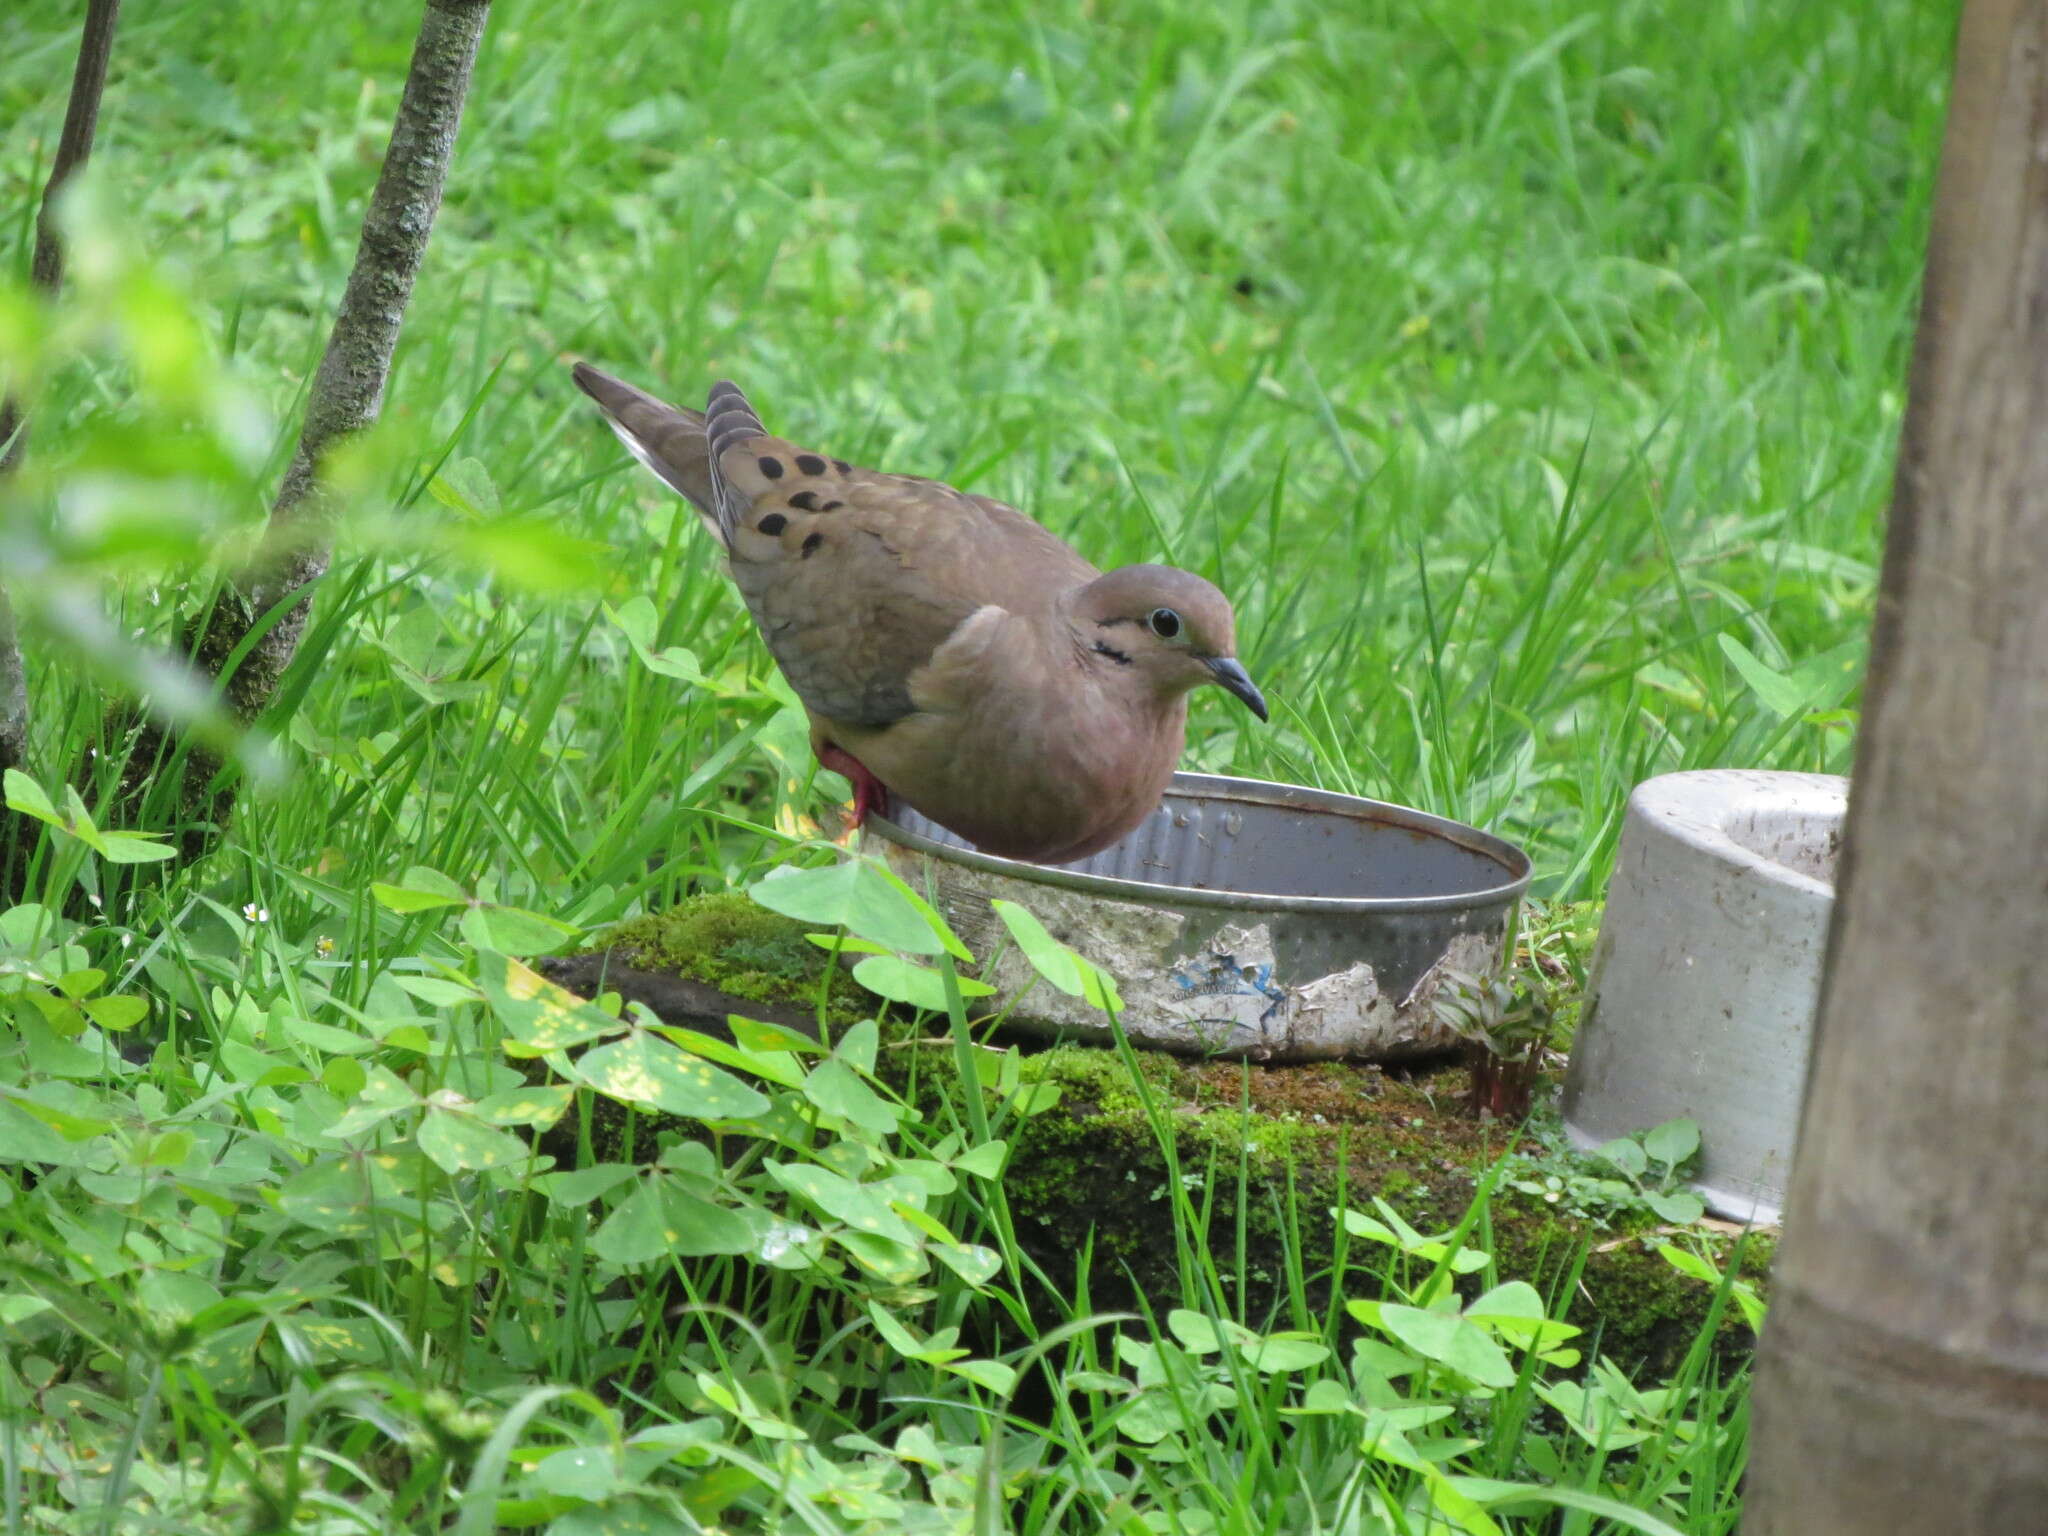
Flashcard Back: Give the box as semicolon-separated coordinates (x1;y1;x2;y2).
1562;770;1847;1224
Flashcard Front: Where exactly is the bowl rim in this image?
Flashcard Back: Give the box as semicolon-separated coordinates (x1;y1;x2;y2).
1625;769;1844;903
866;771;1534;914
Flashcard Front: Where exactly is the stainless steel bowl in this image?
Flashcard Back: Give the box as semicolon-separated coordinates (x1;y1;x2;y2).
865;772;1532;1062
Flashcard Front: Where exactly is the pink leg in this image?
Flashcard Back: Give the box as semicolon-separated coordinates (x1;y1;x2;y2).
817;742;888;827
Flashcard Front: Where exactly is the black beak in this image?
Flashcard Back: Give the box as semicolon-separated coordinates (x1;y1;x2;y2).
1205;657;1269;722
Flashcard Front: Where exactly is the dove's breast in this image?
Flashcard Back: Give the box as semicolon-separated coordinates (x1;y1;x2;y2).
827;607;1190;864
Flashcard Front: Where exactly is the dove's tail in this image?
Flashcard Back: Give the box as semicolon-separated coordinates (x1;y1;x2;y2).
704;380;769;465
569;361;721;536
702;380;773;546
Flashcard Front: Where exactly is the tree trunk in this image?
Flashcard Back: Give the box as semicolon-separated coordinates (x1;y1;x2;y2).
1;0;125;889
0;0;123;478
0;596;26;782
1746;3;2048;1529
109;0;492;847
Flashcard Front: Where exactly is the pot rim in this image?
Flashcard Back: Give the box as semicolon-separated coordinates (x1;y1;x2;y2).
866;771;1533;915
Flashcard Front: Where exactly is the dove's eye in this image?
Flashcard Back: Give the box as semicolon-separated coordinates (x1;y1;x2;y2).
1148;608;1183;639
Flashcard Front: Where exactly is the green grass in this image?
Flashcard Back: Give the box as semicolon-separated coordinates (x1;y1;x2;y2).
0;0;1955;1529
6;0;1949;901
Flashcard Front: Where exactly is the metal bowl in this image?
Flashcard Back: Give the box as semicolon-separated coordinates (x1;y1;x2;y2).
864;772;1532;1062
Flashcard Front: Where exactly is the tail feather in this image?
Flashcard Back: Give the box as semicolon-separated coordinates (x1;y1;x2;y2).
569;361;720;534
704;379;768;464
702;379;770;544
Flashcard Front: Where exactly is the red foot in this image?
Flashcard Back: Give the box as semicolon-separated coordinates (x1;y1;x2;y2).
817;742;888;827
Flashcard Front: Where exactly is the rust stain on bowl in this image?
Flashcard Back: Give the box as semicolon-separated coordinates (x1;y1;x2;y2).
865;772;1532;1063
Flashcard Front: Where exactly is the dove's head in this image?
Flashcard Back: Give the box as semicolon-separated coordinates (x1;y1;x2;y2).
1073;564;1268;721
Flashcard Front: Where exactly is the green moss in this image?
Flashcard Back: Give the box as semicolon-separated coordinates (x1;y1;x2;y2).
550;898;1762;1372
596;891;866;1027
1486;1185;1773;1363
536;892;873;1166
890;1043;1765;1376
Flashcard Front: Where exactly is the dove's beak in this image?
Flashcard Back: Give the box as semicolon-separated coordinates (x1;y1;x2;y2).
1206;657;1269;722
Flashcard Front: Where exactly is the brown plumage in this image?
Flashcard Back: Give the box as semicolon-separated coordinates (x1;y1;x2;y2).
571;362;1268;865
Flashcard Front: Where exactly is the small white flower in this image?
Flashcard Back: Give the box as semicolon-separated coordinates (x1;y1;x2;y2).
242;904;269;924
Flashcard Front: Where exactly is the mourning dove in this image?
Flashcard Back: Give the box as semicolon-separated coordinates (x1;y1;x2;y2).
571;363;1268;865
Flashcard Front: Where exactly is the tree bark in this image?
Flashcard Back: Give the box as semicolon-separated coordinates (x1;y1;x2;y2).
0;0;122;478
0;596;26;782
1746;3;2048;1529
110;0;492;841
249;0;493;646
1;0;124;875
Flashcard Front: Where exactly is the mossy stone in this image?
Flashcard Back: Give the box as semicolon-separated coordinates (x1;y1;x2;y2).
886;1042;1770;1376
543;891;1768;1373
592;891;867;1028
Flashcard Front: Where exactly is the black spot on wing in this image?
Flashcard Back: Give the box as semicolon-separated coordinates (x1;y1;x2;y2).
757;512;788;536
801;532;824;557
758;456;784;479
795;454;828;476
788;491;819;511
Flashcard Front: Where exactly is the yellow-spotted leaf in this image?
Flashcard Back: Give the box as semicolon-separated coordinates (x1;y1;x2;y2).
932;1241;1003;1288
832;1227;928;1283
275;1159;377;1236
590;1178;667;1265
325;1065;420;1139
479;954;621;1053
643;1020;808;1089
593;1176;757;1264
470;1084;575;1128
729;1015;824;1056
801;1056;902;1136
765;1160;920;1247
572;1031;769;1120
417;1108;530;1172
